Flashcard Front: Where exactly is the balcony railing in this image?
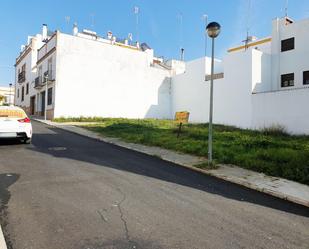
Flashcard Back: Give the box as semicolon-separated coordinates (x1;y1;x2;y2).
18;71;26;83
43;70;54;82
34;70;54;88
34;76;43;88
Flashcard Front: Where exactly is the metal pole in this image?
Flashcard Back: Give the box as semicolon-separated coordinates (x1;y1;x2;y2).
9;84;12;105
208;37;215;164
44;75;48;120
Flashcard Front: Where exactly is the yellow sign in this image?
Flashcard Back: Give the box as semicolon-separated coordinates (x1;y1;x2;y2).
175;111;190;124
0;110;25;118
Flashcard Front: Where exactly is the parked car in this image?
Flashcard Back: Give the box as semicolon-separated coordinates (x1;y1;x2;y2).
0;106;32;144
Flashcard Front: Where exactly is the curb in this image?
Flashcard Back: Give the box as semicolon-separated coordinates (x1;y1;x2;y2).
0;226;7;249
35;119;309;208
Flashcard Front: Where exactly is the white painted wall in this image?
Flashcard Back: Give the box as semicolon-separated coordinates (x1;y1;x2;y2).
252;87;309;134
54;33;172;119
172;53;253;128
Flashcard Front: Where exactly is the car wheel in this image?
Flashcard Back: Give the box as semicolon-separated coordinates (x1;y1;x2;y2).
22;138;31;144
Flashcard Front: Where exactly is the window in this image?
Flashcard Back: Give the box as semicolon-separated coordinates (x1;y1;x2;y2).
281;37;295;52
26;83;29;95
21;86;24;101
303;71;309;85
281;73;294;87
21;64;26;72
17;89;19;98
47;87;53;105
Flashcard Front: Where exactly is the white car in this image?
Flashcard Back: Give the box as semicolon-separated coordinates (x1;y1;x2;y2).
0;106;32;144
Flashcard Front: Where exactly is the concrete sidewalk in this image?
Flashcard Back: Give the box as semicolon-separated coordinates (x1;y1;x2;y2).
35;119;309;208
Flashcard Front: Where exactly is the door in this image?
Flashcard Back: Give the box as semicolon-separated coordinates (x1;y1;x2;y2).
30;96;35;115
41;91;45;116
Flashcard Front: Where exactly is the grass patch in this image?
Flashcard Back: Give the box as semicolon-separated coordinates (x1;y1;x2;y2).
195;161;219;170
54;117;309;185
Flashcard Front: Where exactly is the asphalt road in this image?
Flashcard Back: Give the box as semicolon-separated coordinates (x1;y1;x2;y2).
0;121;308;249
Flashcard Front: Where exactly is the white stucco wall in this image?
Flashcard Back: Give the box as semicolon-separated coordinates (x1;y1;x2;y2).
172;52;253;128
252;87;309;134
53;33;172;119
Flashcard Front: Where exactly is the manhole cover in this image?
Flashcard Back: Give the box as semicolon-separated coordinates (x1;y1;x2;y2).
48;147;67;151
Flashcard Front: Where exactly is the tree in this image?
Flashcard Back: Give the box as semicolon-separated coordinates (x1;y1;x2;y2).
0;95;5;105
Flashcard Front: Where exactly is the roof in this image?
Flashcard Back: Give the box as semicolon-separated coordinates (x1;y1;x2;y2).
228;37;272;53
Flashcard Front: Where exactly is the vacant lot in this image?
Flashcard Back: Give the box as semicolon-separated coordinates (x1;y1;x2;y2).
54;117;309;185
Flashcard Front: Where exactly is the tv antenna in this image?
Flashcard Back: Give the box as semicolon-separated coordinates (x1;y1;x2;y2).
177;12;184;60
65;16;71;32
285;0;289;17
202;14;208;57
243;0;252;50
134;6;139;41
90;13;95;29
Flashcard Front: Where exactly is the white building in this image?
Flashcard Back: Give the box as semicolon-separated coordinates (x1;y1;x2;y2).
15;24;182;120
0;86;15;105
15;16;309;134
172;16;309;134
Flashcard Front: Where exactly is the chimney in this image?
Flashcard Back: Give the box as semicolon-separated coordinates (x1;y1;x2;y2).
42;24;48;40
111;36;116;44
73;23;78;36
180;48;185;61
107;31;113;40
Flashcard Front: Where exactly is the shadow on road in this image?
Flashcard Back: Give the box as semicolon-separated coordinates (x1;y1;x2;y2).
0;173;20;249
27;123;309;217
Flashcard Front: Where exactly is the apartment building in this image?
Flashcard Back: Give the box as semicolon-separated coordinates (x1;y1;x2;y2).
15;24;182;120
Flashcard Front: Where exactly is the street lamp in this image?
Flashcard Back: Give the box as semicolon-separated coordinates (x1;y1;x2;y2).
206;22;221;164
9;83;12;105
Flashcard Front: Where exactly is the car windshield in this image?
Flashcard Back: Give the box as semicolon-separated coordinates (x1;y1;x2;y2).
0;108;26;118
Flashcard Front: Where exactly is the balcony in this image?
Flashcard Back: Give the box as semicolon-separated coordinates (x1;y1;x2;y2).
34;76;43;88
18;71;26;83
43;70;54;82
34;70;55;89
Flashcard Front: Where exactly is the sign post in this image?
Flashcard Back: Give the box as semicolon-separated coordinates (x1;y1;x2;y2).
175;111;190;138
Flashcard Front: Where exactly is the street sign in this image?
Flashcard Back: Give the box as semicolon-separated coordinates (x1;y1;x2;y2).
175;111;190;138
205;72;224;81
175;111;190;124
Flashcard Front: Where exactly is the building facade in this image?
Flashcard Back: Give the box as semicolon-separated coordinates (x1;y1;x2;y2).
14;25;181;120
15;16;309;134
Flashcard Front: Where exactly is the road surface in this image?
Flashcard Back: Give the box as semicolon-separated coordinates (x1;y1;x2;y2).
0;121;308;249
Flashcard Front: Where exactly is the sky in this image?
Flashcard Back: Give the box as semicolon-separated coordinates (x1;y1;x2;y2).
1;0;309;86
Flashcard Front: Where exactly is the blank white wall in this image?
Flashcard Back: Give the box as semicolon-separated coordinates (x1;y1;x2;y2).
252;87;309;134
54;33;171;119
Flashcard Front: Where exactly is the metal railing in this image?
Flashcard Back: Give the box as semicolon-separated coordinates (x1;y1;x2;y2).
43;70;54;82
34;76;43;88
34;70;54;88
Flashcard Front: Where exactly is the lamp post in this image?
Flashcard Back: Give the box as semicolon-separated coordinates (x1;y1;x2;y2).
9;83;12;105
206;22;221;164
